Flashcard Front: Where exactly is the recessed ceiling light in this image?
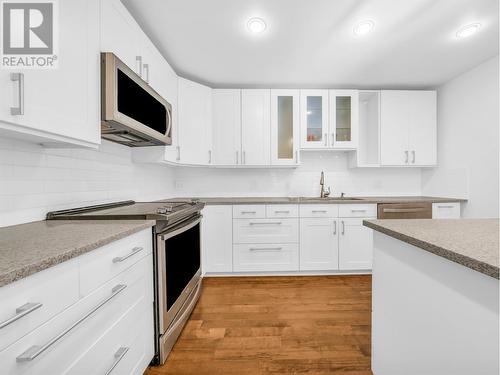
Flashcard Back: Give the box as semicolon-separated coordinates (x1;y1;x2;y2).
247;17;266;34
353;20;374;36
456;23;481;39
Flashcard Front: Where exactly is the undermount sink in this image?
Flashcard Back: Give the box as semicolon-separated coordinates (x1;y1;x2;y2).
300;197;364;201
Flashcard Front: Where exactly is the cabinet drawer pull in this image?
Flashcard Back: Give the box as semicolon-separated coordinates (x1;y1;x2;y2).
274;210;290;214
240;211;256;214
249;247;282;251
0;302;42;329
104;347;129;375
112;247;143;263
311;210;327;213
350;209;367;213
10;73;24;116
249;222;282;225
383;208;426;213
16;284;126;362
437;205;454;209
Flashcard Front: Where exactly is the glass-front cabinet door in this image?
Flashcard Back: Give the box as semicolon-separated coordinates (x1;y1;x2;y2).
271;89;300;165
329;90;359;149
300;90;329;149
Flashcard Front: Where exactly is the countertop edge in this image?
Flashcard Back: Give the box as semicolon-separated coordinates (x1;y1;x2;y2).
363;220;499;280
198;197;466;205
0;220;155;288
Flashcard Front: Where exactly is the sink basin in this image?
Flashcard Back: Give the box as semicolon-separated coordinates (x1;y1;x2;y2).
300;197;364;201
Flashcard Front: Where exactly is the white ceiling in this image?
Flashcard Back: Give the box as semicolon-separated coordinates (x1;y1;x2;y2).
122;0;499;89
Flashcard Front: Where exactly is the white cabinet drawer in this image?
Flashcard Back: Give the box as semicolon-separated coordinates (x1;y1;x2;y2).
233;205;266;219
233;243;299;272
62;291;154;375
0;259;79;352
266;204;299;218
0;255;151;375
432;203;461;219
339;204;377;218
299;204;338;218
79;229;152;296
233;218;299;244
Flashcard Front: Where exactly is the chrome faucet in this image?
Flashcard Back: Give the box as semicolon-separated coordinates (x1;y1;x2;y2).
319;171;331;198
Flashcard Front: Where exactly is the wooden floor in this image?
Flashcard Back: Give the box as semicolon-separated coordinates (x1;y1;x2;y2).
146;276;372;375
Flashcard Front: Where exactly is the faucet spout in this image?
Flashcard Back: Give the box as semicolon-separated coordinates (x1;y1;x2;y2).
319;171;330;198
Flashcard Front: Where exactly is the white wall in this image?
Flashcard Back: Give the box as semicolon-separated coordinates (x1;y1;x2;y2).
171;151;422;198
421;56;499;218
0;139;175;227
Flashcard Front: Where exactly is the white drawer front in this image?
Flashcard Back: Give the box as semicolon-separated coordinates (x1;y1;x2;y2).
62;291;154;375
233;218;299;244
266;204;299;218
299;204;338;218
0;255;152;375
339;204;377;218
0;259;79;351
233;243;299;272
233;205;266;219
432;203;461;219
79;229;152;296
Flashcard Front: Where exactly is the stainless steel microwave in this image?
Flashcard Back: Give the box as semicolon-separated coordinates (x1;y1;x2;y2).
100;52;172;146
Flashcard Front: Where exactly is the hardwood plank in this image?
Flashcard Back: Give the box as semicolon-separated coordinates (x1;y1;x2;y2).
145;275;372;375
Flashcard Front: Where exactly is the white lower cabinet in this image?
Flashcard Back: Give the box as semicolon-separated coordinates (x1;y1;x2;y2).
0;229;154;375
338;218;374;270
233;243;299;272
432;202;461;218
300;218;339;271
202;203;375;274
202;205;233;273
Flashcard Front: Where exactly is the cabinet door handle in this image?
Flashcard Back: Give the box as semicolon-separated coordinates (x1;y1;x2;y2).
235;150;239;164
412;150;415;164
405;150;409;164
143;63;149;83
104;347;129;375
135;56;143;77
295;150;299;163
112;246;143;263
176;146;180;161
10;73;24;115
16;284;126;362
0;302;42;329
324;134;327;146
208;150;212;164
243;151;246;164
333;221;337;235
249;247;282;251
249;222;282;225
331;133;335;146
341;220;345;235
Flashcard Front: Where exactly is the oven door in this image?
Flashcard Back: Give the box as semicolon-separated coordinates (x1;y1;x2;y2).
157;215;201;334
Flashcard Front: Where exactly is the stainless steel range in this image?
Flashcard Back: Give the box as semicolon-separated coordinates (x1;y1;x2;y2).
47;199;205;365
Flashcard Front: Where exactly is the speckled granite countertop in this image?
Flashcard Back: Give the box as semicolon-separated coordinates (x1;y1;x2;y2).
0;220;155;287
364;219;499;279
168;196;465;205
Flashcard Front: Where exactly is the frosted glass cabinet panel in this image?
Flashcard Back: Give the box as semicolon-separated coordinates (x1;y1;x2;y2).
300;90;329;149
329;90;358;149
271;90;299;165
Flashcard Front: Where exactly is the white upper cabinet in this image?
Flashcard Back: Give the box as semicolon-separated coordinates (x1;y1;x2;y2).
300;90;329;149
212;89;241;166
270;89;300;165
241;89;271;166
380;90;436;166
178;78;212;165
329;90;359;149
0;0;100;147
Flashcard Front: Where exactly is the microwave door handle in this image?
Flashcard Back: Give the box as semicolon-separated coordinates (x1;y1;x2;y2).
166;107;172;139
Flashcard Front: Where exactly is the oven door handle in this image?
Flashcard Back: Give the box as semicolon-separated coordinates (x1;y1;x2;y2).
159;216;201;241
